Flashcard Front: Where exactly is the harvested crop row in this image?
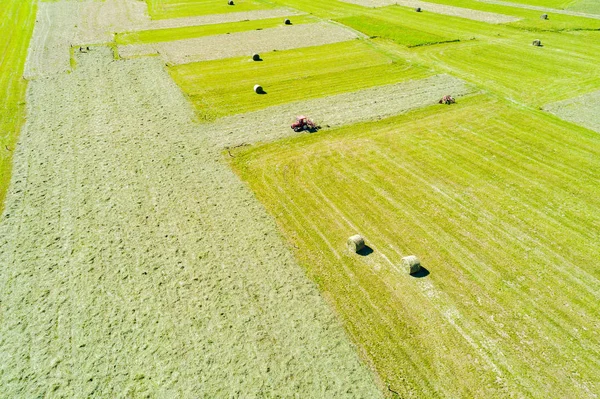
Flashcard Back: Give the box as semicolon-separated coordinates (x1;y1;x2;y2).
544;89;600;133
340;0;520;23
0;47;382;398
118;22;359;64
210;74;473;148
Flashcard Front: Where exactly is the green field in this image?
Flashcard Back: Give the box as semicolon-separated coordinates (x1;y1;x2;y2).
0;0;37;213
145;0;276;19
169;40;431;120
337;15;459;47
116;15;316;45
231;95;600;397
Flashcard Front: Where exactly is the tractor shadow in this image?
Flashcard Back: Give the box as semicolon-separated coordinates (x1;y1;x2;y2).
410;266;430;278
357;245;373;256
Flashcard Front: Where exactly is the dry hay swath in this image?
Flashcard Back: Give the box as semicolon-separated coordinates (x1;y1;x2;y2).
348;235;366;253
123;23;358;65
338;0;520;23
402;255;421;275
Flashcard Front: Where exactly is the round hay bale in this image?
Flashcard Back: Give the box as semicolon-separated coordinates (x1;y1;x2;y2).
284;18;292;25
254;84;264;94
540;13;548;20
347;235;365;253
252;53;261;61
228;0;234;5
402;255;421;275
532;39;542;46
415;7;422;12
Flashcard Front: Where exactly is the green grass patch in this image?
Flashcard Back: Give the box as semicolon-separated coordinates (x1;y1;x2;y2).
414;30;600;106
230;95;600;398
337;15;459;47
0;0;37;212
145;0;276;20
169;40;431;121
116;15;316;45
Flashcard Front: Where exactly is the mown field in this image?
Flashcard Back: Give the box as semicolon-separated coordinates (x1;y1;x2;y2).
169;40;431;120
3;0;600;397
0;0;36;212
231;95;600;398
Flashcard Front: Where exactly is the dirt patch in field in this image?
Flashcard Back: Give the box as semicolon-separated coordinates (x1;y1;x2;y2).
24;0;304;78
340;0;521;23
118;22;359;64
543;89;600;133
477;0;600;19
0;47;382;397
210;74;473;148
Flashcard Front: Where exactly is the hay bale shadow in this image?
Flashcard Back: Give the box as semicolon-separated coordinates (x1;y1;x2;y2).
356;245;373;256
410;266;430;278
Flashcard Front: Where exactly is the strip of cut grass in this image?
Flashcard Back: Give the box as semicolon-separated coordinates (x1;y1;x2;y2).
230;94;600;398
169;40;431;121
116;15;316;45
145;0;276;20
336;15;459;47
0;0;37;213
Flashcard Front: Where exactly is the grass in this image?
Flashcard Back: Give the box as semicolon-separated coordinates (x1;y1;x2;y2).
169;40;431;121
413;30;600;107
230;94;600;398
145;0;276;20
0;0;37;213
336;15;459;47
116;15;317;45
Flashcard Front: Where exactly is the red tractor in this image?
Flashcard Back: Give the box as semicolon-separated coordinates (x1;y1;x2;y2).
439;95;456;105
291;115;318;132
